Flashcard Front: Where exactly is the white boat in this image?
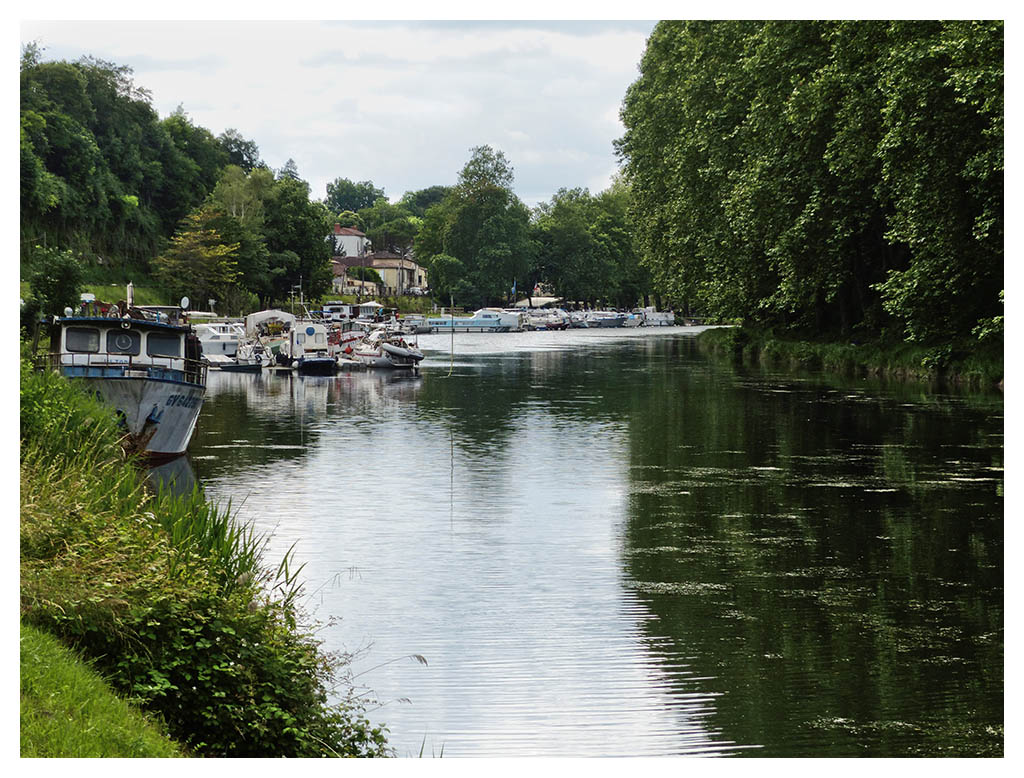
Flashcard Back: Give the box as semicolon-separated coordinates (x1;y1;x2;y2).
327;320;367;357
426;308;522;332
244;309;296;356
209;340;273;373
395;314;431;335
524;309;570;330
567;311;591;328
637;307;676;326
352;327;424;369
585;311;628;328
280;320;337;375
194;321;245;359
43;302;207;459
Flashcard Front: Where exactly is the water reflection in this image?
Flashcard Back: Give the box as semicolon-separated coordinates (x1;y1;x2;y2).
145;454;196;496
188;331;1002;757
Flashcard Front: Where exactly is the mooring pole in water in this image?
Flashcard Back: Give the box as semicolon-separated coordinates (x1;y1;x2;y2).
444;293;454;378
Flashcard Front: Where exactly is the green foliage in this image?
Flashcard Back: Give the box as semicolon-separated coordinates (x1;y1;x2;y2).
359;198;419;256
19;49;226;269
348;265;384;285
263;177;335;301
152;205;240;308
20;360;391;757
399;185;453;217
531;180;647;307
415;146;532;307
217;128;262;171
21;622;185;757
23;245;85;318
617;21;1003;345
324;177;386;213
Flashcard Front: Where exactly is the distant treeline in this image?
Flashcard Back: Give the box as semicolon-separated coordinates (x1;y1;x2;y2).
617;21;1003;346
19;43;649;316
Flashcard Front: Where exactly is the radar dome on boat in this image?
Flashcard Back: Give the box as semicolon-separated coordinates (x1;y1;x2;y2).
180;296;190;310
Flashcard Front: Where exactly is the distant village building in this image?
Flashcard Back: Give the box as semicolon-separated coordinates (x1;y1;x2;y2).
327;223;428;296
326;223;370;258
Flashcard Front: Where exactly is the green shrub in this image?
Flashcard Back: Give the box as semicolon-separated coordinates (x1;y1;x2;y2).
20;361;391;757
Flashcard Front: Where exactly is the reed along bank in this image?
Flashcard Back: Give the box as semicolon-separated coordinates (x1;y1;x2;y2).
19;351;391;757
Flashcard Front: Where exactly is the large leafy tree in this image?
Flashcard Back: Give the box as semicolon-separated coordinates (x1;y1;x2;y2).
399;185;453;218
358;198;418;256
324;177;386;214
19;46;232;270
218;128;262;172
532;180;647;308
415;146;532;307
152;204;240;308
617;20;1003;344
262;176;334;302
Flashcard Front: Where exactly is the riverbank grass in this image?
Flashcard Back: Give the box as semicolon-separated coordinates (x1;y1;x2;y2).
20;353;391;757
696;326;1003;387
20;622;185;758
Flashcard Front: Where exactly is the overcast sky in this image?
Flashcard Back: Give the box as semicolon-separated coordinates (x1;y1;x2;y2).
20;19;657;208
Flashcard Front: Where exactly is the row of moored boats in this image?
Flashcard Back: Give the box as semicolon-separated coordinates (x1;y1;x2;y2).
37;290;680;461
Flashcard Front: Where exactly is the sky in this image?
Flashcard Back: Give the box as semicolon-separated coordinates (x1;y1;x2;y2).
19;18;658;208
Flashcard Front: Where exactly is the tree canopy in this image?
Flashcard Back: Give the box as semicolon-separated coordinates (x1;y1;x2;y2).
414;146;532;307
617;20;1003;344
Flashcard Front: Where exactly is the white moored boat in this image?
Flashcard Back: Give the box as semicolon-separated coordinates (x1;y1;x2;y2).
194;320;245;359
352;328;424;369
42;298;207;460
426;308;522;333
638;307;676;326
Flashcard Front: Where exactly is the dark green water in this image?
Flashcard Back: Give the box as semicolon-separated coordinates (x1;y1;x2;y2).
187;328;1003;757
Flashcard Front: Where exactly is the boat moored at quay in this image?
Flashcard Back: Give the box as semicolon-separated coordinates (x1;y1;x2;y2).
39;298;207;460
426;308;523;333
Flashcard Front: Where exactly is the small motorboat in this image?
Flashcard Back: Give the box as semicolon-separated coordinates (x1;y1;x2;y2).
352;327;424;369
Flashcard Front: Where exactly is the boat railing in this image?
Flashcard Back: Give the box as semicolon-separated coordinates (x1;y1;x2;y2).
37;352;208;387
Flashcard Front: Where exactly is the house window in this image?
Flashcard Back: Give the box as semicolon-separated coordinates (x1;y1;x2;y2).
147;333;182;357
66;327;100;353
107;330;142;355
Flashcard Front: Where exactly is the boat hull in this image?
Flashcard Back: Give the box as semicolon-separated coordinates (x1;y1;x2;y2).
353;349;421;369
296;357;338;375
69;374;203;459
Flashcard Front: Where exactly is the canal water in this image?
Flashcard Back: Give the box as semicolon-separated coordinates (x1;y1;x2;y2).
184;327;1003;757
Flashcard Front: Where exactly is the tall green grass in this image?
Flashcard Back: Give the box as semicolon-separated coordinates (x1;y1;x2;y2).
21;623;184;758
20;353;391;757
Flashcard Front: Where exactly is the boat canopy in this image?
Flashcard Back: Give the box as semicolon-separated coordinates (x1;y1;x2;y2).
245;309;296;335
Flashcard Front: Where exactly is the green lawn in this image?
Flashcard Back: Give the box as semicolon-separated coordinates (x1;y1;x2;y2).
20;623;185;758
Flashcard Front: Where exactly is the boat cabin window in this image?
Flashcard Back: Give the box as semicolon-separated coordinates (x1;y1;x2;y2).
65;327;100;353
314;332;326;345
147;332;182;357
106;329;141;355
295;333;305;345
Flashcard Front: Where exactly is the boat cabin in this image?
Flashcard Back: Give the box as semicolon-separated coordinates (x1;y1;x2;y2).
49;316;206;387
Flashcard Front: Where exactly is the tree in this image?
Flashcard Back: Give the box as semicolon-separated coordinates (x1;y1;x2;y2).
277;158;301;181
25;246;84;318
414;146;532;307
399;185;453;217
218;128;261;171
262;176;334;302
152;205;239;307
616;20;1003;343
358;198;418;255
324;178;385;213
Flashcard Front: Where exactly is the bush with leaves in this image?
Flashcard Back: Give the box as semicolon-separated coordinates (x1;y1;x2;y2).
20;358;391;757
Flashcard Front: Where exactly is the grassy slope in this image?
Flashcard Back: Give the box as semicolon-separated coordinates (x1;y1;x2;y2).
20;623;184;758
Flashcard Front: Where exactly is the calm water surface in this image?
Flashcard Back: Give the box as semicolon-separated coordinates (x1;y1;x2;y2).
184;327;1003;757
